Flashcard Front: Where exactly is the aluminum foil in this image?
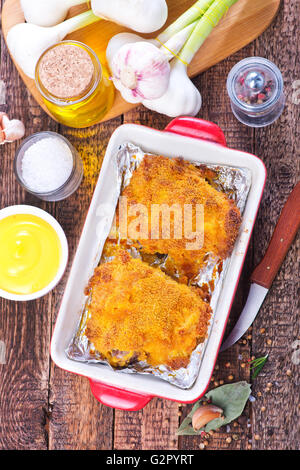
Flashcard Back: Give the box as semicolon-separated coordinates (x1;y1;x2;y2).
67;143;252;389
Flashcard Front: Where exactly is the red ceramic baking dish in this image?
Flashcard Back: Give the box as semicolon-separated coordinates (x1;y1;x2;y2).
51;117;266;410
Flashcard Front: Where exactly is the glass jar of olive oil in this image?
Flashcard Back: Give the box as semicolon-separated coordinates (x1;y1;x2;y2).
35;41;114;128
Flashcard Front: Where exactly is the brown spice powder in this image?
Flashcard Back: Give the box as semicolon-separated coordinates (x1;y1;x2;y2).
39;44;94;99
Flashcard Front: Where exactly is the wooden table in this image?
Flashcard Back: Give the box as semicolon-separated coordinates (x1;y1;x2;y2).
0;0;299;451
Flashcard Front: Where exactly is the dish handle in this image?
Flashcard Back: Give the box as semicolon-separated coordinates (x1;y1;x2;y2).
89;379;153;411
164;117;227;147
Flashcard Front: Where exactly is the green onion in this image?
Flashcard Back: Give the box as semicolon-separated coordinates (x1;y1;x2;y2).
157;0;215;44
179;0;239;65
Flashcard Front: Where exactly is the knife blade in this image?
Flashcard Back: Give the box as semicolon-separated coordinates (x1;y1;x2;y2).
221;181;300;352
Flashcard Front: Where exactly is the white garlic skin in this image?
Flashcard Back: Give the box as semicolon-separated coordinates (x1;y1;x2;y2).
7;23;66;79
0;113;25;144
92;0;168;33
106;32;158;65
110;41;171;104
20;0;75;27
143;61;202;117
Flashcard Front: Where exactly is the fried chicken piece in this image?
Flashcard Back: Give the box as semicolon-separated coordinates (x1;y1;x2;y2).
85;249;211;369
111;155;241;283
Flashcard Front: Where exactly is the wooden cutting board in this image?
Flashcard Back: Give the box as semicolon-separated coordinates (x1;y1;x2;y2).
2;0;280;124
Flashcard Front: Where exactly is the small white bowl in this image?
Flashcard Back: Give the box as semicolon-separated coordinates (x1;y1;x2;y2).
0;205;69;301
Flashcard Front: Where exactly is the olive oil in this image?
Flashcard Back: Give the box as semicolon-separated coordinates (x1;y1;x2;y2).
35;41;115;128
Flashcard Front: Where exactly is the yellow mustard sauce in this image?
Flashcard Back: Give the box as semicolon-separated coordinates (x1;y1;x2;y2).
0;214;62;295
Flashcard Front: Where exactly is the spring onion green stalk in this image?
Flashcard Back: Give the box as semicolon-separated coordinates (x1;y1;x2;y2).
179;0;239;64
159;21;198;60
157;0;215;44
143;0;239;117
7;10;100;79
107;1;211;69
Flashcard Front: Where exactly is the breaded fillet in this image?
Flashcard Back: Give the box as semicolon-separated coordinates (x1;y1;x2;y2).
111;155;242;283
85;249;211;369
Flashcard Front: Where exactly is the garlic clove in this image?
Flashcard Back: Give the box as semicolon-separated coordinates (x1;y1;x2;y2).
192;404;223;431
0;113;25;144
110;41;171;103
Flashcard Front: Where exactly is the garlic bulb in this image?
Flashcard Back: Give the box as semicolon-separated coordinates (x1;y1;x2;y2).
143;61;202;117
92;0;168;33
110;41;171;103
7;10;99;79
20;0;85;27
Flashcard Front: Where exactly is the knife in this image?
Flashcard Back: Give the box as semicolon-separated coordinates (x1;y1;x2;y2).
221;181;300;352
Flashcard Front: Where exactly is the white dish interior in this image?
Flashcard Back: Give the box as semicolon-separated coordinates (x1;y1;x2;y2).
51;124;266;403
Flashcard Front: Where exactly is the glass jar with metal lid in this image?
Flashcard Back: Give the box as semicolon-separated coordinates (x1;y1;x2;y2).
35;40;115;128
227;57;285;128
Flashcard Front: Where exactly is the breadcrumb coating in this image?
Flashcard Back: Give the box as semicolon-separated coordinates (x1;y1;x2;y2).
85;249;211;369
112;155;242;283
86;155;242;371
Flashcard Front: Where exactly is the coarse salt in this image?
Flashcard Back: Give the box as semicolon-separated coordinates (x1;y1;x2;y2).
21;137;73;193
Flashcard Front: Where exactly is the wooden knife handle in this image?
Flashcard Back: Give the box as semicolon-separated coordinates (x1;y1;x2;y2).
251;182;300;289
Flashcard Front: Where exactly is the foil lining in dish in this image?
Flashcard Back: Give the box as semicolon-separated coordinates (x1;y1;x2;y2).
66;143;252;389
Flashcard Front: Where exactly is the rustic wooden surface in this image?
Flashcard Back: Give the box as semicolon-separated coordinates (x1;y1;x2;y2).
0;0;299;451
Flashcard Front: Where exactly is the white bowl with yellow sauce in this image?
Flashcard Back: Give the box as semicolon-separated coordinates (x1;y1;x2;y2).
0;205;68;301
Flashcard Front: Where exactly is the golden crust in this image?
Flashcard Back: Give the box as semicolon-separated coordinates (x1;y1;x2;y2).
86;155;242;371
85;249;211;369
113;155;242;283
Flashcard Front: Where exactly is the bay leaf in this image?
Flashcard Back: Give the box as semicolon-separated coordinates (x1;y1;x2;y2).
177;381;251;436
